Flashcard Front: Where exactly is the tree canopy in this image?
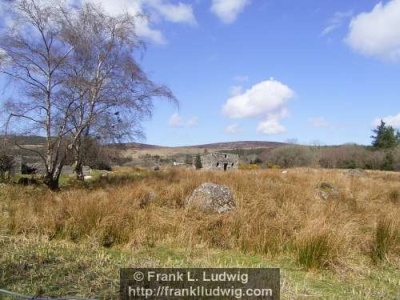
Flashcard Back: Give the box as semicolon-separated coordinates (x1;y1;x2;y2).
0;0;176;190
371;120;400;150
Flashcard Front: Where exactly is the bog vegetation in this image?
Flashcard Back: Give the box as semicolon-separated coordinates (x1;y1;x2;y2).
0;167;399;298
0;1;399;299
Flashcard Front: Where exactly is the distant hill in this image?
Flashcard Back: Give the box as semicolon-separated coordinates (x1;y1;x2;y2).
123;140;284;149
113;142;164;150
119;140;286;151
0;135;47;146
119;140;287;158
189;141;286;150
1;136;287;158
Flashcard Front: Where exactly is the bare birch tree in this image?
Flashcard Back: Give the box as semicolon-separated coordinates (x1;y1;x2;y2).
0;0;176;187
0;0;74;190
59;3;176;180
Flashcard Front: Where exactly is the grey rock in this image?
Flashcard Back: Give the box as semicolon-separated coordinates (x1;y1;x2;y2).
185;182;235;214
319;182;339;200
140;191;158;208
347;169;366;176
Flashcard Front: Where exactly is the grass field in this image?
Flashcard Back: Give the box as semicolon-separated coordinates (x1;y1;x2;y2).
0;167;399;299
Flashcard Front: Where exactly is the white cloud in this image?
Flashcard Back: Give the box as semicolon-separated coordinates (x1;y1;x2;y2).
222;79;294;119
210;0;251;24
345;0;400;62
68;0;164;44
168;113;184;127
308;116;330;128
373;113;400;129
257;118;286;135
226;123;243;134
321;10;352;36
169;113;199;128
222;78;294;135
144;0;197;25
187;116;199;127
70;0;196;44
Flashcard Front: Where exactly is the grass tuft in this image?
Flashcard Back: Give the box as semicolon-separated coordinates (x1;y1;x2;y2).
388;189;400;204
371;216;398;263
297;232;335;270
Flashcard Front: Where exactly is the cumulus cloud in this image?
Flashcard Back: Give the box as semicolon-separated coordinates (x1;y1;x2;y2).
222;79;294;119
70;0;196;44
257;118;286;134
168;113;184;127
168;113;199;128
345;0;400;62
144;0;197;25
210;0;251;24
226;123;243;134
222;78;294;135
373;113;400;129
308;116;330;128
321;10;353;36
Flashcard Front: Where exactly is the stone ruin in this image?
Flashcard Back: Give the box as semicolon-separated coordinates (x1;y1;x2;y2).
194;152;239;171
10;155;90;177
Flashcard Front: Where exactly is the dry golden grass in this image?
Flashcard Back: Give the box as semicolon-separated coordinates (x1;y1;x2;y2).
2;167;399;264
0;167;399;298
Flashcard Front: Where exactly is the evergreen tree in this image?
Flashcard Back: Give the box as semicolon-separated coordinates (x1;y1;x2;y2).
371;120;399;149
195;154;202;169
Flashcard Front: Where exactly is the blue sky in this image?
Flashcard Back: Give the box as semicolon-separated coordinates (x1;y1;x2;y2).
2;0;400;146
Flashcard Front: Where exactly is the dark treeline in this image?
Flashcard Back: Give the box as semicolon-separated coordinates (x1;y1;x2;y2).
266;120;400;170
265;144;400;171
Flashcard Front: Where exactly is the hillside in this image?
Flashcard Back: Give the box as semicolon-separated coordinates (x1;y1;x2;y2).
119;140;286;158
1;136;286;160
0;135;47;146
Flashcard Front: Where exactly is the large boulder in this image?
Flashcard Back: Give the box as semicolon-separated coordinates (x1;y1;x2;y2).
185;182;235;214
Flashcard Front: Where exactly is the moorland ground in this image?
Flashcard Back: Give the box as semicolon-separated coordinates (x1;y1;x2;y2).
0;167;399;299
